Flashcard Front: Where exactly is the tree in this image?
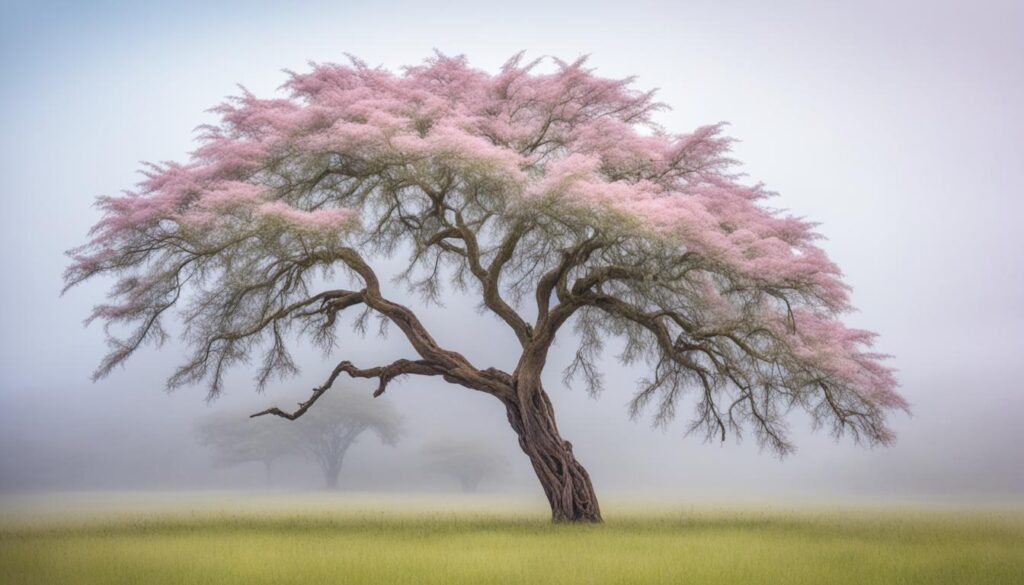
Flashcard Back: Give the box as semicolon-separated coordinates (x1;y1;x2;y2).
421;437;507;493
195;412;297;484
65;52;906;522
194;389;399;489
288;388;401;490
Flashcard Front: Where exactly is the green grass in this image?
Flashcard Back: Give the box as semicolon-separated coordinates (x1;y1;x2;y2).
1;493;1021;584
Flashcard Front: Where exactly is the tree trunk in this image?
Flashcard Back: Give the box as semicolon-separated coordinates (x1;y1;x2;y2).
319;437;355;491
324;458;342;490
503;386;602;523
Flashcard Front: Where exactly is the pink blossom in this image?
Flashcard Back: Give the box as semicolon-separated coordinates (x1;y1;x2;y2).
256;201;356;232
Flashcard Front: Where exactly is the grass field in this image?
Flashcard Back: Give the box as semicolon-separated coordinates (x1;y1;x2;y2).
1;492;1021;584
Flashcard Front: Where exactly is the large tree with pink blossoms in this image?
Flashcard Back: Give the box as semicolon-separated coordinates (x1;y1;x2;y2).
65;53;905;522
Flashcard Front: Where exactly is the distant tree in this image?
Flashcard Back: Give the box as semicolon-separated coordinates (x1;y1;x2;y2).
421;437;507;492
66;53;906;522
195;413;296;484
290;389;401;490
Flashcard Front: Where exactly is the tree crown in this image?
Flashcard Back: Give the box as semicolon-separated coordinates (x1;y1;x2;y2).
65;52;904;454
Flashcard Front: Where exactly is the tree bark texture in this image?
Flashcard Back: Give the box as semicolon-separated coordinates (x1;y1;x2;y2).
503;385;602;523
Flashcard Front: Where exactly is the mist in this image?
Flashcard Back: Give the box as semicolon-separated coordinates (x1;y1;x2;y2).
1;0;1022;505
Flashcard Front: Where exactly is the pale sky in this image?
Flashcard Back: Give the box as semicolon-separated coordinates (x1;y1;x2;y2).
1;0;1021;499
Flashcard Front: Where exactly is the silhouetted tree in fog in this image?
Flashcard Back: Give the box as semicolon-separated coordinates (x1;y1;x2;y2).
290;389;401;490
195;413;296;484
421;437;507;492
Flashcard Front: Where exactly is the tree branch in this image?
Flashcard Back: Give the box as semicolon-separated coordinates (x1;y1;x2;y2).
452;212;533;345
250;359;353;420
251;358;446;420
535;237;603;324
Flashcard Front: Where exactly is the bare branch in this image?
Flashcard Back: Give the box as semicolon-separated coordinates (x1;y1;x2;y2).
251;358;445;420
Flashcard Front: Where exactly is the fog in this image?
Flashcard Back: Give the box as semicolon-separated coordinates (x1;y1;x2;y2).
1;0;1021;503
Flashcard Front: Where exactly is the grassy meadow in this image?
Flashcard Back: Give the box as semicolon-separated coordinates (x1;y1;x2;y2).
1;492;1021;584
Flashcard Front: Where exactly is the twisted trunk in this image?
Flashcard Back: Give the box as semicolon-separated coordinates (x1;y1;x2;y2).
503;382;602;523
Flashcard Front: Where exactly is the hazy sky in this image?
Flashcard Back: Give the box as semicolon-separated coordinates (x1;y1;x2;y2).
1;0;1021;499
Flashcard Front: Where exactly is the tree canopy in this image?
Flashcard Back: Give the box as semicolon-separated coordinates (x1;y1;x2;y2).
65;52;905;521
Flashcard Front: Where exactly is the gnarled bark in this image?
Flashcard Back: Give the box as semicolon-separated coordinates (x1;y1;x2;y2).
502;386;601;523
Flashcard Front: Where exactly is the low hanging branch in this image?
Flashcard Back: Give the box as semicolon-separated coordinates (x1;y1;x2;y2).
65;52;906;523
250;357;446;420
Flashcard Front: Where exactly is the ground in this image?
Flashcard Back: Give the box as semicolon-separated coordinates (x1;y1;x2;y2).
1;492;1021;584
